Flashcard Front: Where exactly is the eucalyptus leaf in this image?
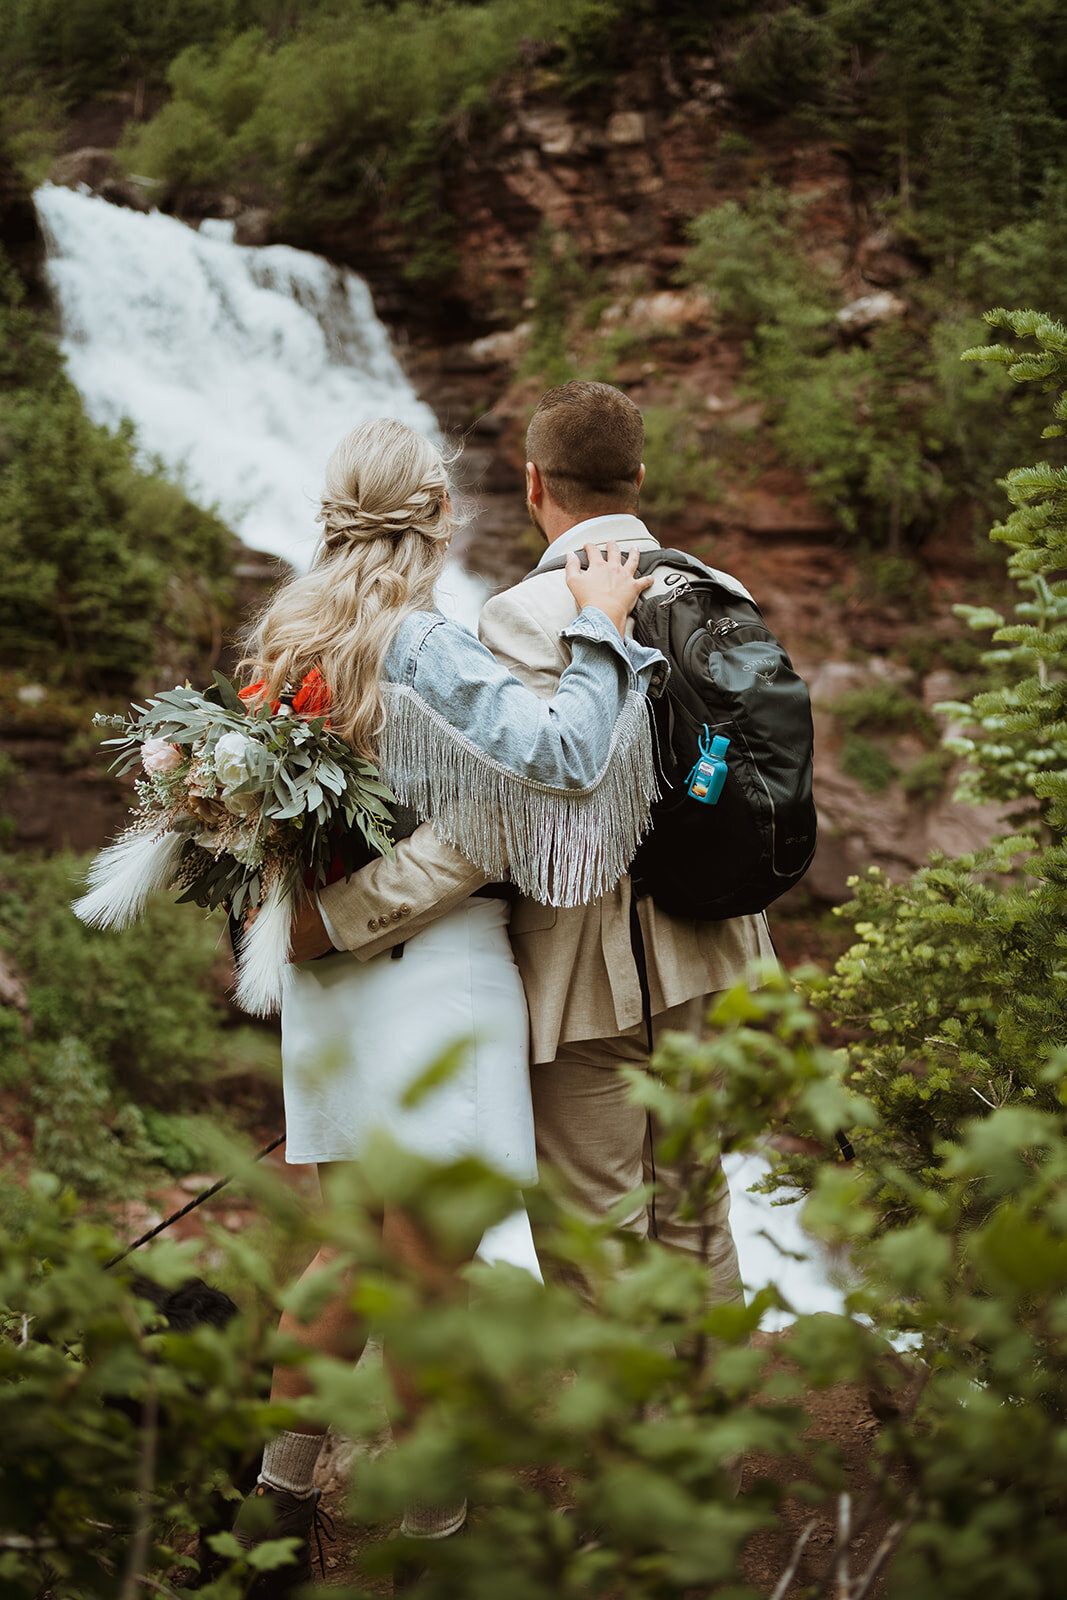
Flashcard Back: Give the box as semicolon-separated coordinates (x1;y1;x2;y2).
270;798;308;821
210;672;247;714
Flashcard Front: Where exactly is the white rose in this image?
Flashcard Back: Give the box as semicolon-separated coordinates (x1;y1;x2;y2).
212;731;261;795
222;789;260;817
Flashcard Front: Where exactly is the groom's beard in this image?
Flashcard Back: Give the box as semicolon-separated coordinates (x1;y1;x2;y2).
526;496;548;543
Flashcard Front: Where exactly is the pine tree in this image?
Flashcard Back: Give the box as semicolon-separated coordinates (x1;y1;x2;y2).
782;308;1067;1225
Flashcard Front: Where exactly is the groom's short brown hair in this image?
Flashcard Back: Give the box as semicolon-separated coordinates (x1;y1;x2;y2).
526;381;644;514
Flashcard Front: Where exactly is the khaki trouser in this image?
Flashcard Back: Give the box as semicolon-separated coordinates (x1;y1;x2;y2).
530;996;742;1307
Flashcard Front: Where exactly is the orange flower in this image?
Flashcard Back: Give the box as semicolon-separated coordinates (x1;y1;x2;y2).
292;667;331;718
239;669;331;721
238;680;279;714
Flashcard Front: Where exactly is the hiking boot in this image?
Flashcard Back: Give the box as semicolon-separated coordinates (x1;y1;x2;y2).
392;1519;468;1595
232;1482;327;1597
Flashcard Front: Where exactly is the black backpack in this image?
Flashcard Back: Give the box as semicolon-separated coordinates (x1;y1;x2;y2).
528;548;817;919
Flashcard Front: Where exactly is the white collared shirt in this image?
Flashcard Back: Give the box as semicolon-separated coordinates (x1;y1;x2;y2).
534;513;656;566
535;511;753;601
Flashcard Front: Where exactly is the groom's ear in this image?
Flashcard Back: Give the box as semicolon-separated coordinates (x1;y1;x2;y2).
526;461;543;504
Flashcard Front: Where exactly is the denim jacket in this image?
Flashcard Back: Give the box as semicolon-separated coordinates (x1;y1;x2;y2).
378;605;666;907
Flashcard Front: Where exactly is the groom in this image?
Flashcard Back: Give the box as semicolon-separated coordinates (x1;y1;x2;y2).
295;381;773;1300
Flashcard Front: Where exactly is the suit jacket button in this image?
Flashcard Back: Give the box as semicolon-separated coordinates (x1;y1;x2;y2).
400;904;411;916
367;917;378;930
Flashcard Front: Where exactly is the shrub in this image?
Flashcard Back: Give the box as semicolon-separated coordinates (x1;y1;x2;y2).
831;681;938;744
725;5;843;115
0;0;253;97
0;1166;297;1599
640;404;719;516
554;0;712;95
681;187;1061;546
839;733;897;794
900;747;956;802
0;978;880;1600
520;224;586;386
0;849;275;1112
786;308;1067;1230
803;0;1066;259
121;0;583;266
30;1037;161;1197
682;193;939;542
4;890;1067;1596
681;184;836;345
957;179;1067;315
769;332;941;540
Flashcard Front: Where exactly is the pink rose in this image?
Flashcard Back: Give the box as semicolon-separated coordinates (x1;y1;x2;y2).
141;737;183;776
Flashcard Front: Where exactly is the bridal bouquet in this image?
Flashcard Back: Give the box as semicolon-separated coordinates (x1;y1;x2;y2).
73;670;395;1015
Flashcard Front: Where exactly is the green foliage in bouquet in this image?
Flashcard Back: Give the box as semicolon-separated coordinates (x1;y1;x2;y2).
100;671;395;922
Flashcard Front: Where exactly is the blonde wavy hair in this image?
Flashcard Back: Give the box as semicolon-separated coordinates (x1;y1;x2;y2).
241;418;454;758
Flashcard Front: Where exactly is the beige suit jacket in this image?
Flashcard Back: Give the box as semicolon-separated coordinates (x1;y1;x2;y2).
478;519;774;1063
321;516;774;1066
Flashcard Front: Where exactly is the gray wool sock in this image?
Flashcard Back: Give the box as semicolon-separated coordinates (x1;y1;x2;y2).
258;1429;325;1499
399;1497;468;1540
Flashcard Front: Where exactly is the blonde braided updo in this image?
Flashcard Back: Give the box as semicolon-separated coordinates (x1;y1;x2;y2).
316;420;453;549
242;419;455;759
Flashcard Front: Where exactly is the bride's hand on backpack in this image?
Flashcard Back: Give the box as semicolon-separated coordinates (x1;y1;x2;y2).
566;542;653;637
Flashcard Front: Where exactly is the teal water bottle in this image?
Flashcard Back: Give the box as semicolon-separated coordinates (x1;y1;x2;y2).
686;728;730;805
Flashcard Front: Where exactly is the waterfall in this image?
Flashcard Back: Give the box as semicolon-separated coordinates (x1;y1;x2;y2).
33;183;484;623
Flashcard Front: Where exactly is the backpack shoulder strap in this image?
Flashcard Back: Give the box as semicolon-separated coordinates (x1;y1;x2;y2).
524;546;699;581
626;548;711;579
523;546;753;603
638;549;756;603
522;550;595;580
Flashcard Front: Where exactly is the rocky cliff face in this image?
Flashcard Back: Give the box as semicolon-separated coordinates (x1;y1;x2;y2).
40;66;1009;907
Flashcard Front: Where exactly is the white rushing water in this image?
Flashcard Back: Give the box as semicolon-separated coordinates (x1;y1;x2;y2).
725;1153;847;1327
34;182;843;1320
34;183;483;624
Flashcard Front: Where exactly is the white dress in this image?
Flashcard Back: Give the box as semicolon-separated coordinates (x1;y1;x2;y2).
280;894;540;1273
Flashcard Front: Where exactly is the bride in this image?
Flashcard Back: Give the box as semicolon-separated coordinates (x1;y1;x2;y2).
231;417;661;1590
